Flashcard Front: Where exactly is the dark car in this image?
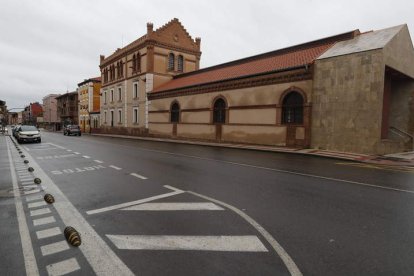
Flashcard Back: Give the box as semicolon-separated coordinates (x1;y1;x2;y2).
16;125;41;143
64;125;81;136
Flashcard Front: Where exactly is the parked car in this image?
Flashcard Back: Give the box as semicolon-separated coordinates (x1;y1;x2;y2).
64;125;81;136
12;124;22;138
16;125;41;143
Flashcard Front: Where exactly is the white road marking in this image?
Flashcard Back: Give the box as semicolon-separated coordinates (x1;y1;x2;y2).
46;258;80;276
26;194;43;202
136;147;414;194
28;201;47;209
130;173;147;180
94;160;104;163
23;146;30;151
67;149;72;152
107;235;268;252
23;189;42;195
6;139;39;276
187;189;303;276
33;216;56;226
109;165;122;170
41;240;70;256
87;189;184;215
30;208;51;217
19;177;33;182
83;155;91;159
36;227;62;239
22;147;134;275
21;181;35;185
74;152;80;154
122;202;224;211
48;143;66;149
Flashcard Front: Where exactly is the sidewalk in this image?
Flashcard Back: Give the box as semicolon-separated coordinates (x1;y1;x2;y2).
87;133;414;167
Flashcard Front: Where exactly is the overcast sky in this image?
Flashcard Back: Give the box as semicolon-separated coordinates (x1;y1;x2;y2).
1;0;413;110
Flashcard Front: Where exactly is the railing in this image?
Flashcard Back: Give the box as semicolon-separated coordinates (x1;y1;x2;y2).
389;126;413;143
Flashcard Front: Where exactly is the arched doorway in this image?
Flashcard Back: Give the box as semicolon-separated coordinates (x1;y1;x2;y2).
213;98;227;140
281;91;306;147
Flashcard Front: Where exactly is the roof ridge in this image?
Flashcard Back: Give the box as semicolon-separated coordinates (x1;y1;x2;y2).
172;29;359;80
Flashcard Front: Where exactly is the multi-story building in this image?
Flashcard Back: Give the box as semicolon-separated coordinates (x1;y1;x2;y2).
77;77;101;133
56;92;78;127
99;18;201;135
43;94;60;130
8;112;18;125
23;102;43;125
0;100;7;126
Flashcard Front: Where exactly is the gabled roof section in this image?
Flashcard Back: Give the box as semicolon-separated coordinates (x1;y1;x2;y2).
318;25;405;60
152;30;359;93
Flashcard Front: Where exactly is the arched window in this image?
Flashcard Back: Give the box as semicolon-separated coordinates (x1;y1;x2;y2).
170;102;180;123
136;53;141;72
177;55;184;72
168;53;175;71
281;91;304;124
119;60;123;77
132;54;136;72
213;98;226;124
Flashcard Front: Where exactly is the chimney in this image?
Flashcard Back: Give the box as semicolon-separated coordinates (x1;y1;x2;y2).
100;55;105;63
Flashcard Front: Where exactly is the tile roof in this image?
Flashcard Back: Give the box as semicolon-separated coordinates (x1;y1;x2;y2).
153;30;359;93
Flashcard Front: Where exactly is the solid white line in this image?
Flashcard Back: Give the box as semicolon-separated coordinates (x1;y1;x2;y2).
36;227;62;239
130;173;147;180
122;202;224;211
6;138;39;276
107;235;268;252
74;152;80;154
83;155;91;159
33;216;56;226
94;160;104;164
46;258;80;276
30;208;51;217
109;165;122;170
188;189;303;276
87;190;184;215
22;146;134;275
28;201;47;209
41;240;70;256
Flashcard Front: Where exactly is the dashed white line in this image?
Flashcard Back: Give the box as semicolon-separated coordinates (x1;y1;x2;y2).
94;160;104;164
109;165;122;170
23;189;42;195
33;216;56;226
67;149;72;152
28;201;47;209
36;227;62;239
74;152;80;154
130;173;147;180
46;258;80;276
40;240;70;256
83;155;91;159
26;194;43;202
30;208;51;217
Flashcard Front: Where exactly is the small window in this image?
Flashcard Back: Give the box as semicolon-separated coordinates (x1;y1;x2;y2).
110;110;114;127
104;111;107;123
133;107;139;123
118;109;122;123
168;53;175;71
118;87;122;101
110;90;114;102
170;102;180;123
132;54;136;72
213;98;226;124
104;91;107;104
133;82;139;99
177;55;184;72
136;53;141;72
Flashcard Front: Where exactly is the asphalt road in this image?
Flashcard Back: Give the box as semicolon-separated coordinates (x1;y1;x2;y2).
2;131;414;275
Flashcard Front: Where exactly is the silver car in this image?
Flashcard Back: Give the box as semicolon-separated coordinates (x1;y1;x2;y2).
16;125;41;143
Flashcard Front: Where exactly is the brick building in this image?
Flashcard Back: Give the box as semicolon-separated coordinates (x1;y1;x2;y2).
56;92;78;127
148;24;414;155
78;77;101;133
43;94;60;130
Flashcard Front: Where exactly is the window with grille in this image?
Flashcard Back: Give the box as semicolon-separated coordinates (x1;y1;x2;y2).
170;102;180;123
281;92;304;124
177;55;184;72
168;53;175;71
213;98;226;124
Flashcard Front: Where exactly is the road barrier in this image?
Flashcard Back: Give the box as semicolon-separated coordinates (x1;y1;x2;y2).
28;167;34;172
44;194;55;204
24;160;29;164
34;178;41;184
64;226;81;247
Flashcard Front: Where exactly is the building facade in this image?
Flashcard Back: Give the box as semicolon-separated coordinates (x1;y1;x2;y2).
78;77;101;133
148;25;414;155
99;18;201;135
56;92;78;127
22;102;43;125
43;94;60;130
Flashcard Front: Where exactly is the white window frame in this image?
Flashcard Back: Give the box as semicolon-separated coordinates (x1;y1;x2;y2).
133;107;139;124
